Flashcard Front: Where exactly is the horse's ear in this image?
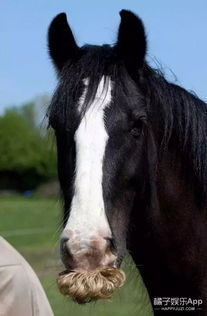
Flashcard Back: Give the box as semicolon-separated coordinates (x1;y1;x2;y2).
48;13;80;71
116;10;147;77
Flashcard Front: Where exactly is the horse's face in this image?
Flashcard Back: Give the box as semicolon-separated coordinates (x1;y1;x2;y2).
48;11;147;272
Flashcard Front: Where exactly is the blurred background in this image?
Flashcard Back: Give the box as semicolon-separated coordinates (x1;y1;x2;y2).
0;1;206;315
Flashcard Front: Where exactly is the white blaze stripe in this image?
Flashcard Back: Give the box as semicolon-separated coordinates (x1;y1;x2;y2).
65;76;112;248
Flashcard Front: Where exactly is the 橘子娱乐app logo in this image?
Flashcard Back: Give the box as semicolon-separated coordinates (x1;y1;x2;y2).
153;297;203;312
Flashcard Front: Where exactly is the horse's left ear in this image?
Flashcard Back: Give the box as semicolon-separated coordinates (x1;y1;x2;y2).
116;10;147;76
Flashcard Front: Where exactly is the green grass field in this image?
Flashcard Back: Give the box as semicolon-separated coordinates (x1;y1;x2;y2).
0;197;152;316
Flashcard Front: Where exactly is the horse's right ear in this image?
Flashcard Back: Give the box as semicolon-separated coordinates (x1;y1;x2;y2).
48;13;80;71
116;10;147;78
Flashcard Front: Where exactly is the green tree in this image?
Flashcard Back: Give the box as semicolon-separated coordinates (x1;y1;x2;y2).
0;109;56;190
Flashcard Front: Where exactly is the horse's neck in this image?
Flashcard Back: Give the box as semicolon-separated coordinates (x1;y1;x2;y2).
156;149;207;258
130;149;207;303
158;150;198;218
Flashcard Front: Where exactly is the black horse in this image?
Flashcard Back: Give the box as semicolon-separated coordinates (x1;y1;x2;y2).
48;10;207;315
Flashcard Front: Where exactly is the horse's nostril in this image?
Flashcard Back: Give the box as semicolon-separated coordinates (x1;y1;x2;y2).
104;236;116;252
61;237;69;244
60;237;70;257
61;237;68;246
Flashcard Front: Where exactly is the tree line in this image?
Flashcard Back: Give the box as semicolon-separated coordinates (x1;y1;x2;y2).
0;101;57;191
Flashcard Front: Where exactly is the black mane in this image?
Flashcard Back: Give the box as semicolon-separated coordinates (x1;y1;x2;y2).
143;65;207;206
49;45;115;128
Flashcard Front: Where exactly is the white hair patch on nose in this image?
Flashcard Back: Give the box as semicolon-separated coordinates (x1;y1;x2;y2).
64;76;113;252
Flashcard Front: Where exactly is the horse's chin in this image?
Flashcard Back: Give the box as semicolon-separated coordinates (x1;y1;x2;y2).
57;266;126;304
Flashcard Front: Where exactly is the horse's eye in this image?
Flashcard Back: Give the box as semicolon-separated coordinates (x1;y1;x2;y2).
130;120;143;138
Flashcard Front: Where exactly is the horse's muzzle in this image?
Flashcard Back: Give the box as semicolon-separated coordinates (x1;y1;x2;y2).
60;230;117;271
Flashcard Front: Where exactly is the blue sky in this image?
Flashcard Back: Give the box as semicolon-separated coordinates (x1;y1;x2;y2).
0;0;206;113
